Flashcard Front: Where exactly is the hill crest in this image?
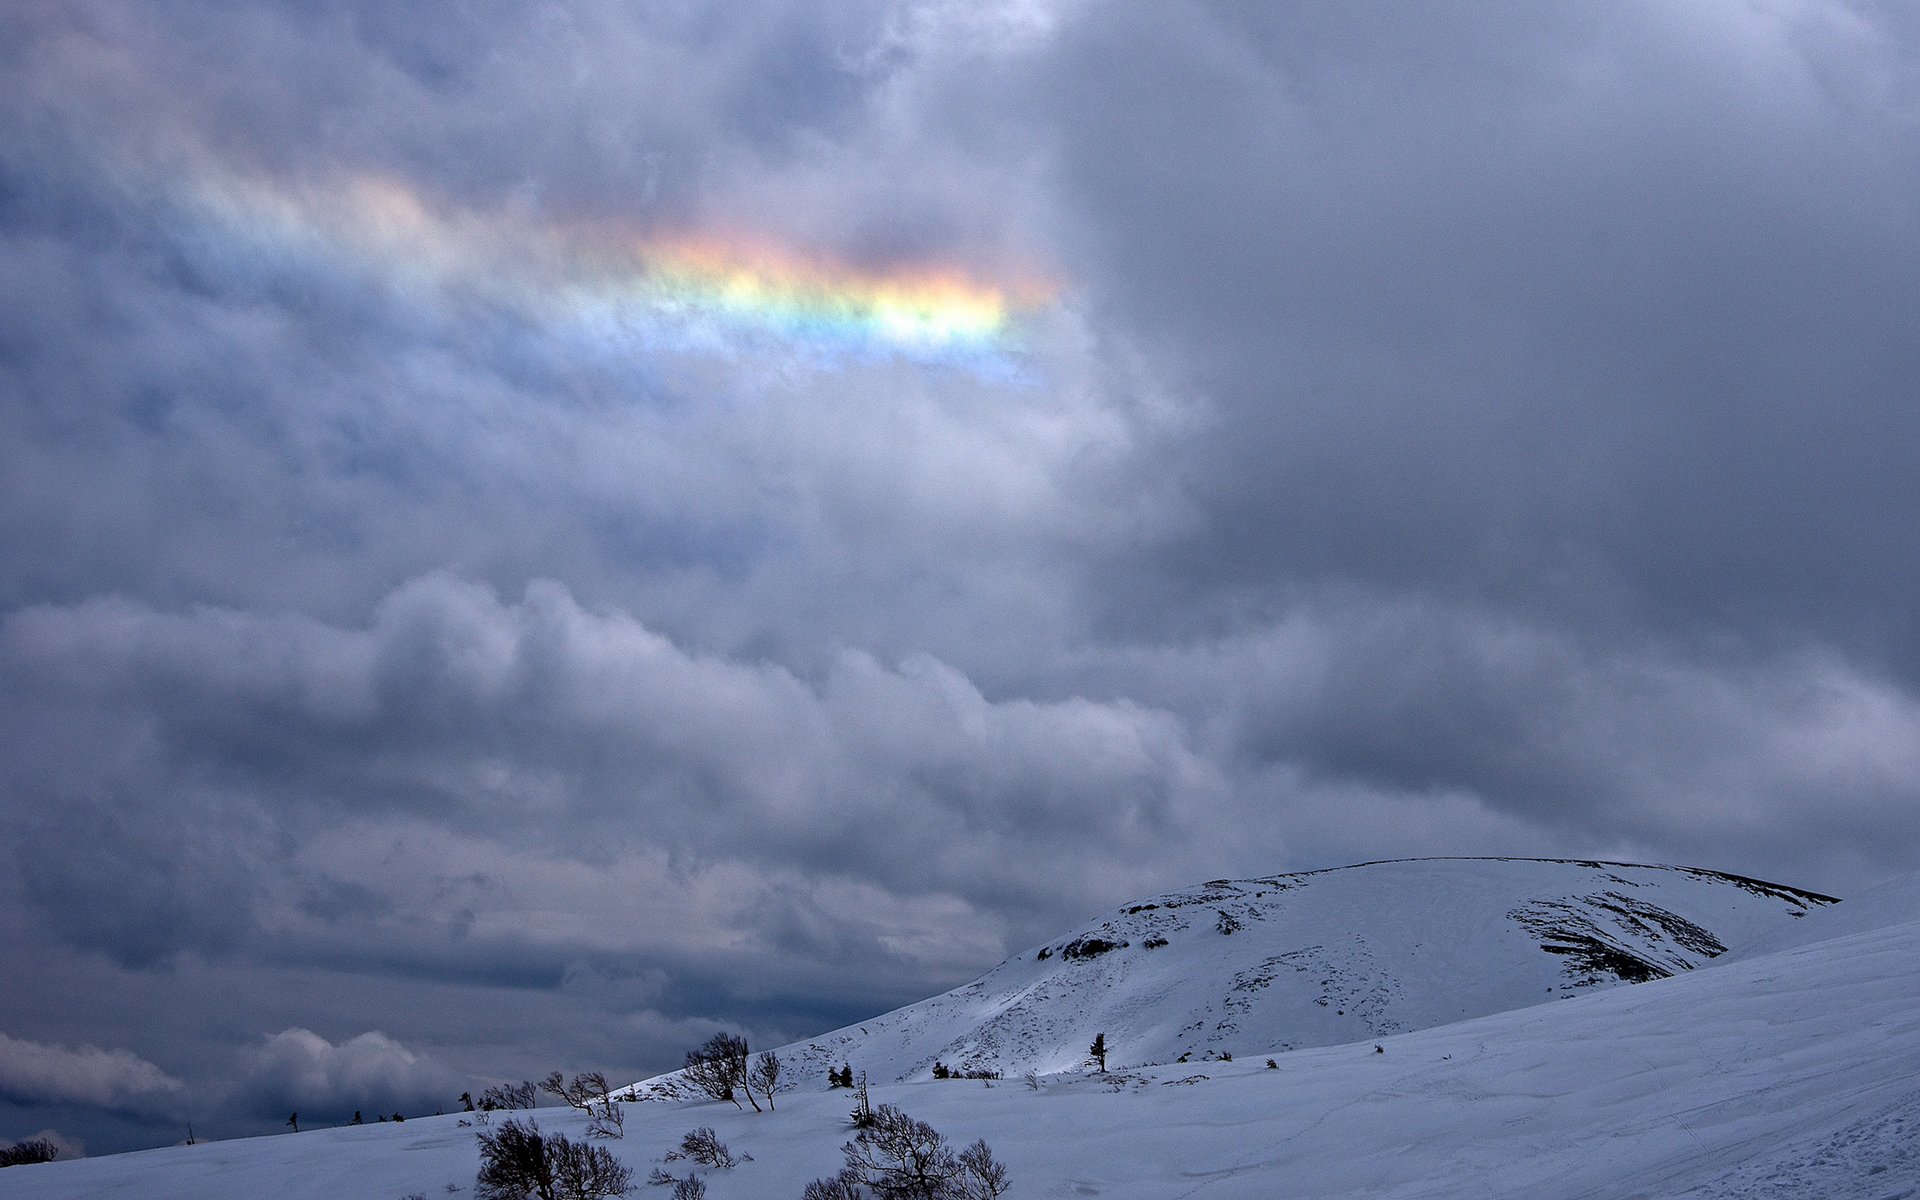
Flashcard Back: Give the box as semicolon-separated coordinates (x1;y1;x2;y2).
638;856;1834;1094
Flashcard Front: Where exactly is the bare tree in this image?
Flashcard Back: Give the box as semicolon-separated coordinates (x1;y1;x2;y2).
481;1081;539;1112
748;1050;782;1111
538;1071;624;1138
682;1033;759;1112
549;1135;634;1199
475;1117;633;1200
586;1099;625;1141
477;1119;553;1200
955;1141;1010;1200
541;1071;612;1110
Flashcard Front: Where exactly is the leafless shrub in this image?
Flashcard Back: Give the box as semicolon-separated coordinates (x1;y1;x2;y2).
666;1128;736;1169
0;1139;58;1168
802;1105;1009;1199
801;1177;862;1200
669;1177;705;1200
474;1117;634;1200
480;1081;538;1112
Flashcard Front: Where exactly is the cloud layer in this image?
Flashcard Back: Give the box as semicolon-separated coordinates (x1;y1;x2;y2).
3;0;1919;1155
0;1034;182;1113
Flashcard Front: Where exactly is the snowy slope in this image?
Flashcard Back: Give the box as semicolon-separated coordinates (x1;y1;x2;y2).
654;858;1833;1089
1724;866;1920;960
4;863;1914;1200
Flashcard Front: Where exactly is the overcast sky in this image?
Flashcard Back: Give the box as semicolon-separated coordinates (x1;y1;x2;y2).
4;0;1919;1157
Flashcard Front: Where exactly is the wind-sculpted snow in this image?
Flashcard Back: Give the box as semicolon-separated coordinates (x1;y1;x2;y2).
703;858;1834;1088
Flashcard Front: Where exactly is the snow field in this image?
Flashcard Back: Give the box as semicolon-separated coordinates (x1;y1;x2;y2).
5;878;1916;1199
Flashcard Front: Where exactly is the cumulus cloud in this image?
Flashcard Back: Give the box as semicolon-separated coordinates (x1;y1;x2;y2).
232;1029;462;1120
0;1033;182;1113
0;572;1219;933
4;0;1920;1159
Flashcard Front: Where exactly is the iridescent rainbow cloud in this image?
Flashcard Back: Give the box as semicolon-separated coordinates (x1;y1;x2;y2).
178;170;1055;365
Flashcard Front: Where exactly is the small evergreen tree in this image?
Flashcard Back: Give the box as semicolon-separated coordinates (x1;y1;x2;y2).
1089;1033;1108;1073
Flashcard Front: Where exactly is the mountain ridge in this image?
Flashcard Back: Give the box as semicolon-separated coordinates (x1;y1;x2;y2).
633;856;1835;1096
20;857;1920;1200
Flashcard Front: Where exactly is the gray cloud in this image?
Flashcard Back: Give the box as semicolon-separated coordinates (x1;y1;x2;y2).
0;1033;183;1114
1020;1;1920;660
3;0;1918;1157
0;573;1215;916
1109;597;1920;886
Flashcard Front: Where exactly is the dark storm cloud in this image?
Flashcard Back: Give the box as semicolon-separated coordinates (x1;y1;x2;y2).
1117;596;1920;882
3;0;1918;1158
1027;1;1920;665
934;0;1920;883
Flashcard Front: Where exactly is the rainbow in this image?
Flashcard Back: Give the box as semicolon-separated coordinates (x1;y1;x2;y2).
174;169;1054;365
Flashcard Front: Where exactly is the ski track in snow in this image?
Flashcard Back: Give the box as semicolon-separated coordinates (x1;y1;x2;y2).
1675;1087;1920;1200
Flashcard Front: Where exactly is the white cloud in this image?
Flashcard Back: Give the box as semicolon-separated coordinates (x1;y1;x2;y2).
235;1029;461;1118
0;1032;183;1112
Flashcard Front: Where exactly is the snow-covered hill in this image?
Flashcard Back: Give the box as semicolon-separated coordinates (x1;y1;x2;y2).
5;859;1915;1200
655;858;1832;1090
